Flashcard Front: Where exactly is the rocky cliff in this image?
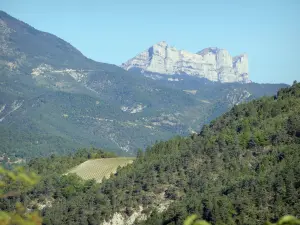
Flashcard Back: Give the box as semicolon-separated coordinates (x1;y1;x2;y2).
122;41;250;83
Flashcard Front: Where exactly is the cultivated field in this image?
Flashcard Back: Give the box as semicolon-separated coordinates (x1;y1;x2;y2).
67;157;135;183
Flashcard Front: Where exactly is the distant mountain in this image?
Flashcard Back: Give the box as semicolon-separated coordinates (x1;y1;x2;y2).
0;11;100;70
122;41;249;83
0;11;288;158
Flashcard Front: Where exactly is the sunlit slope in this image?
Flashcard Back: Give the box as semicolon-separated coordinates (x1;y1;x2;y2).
68;157;135;182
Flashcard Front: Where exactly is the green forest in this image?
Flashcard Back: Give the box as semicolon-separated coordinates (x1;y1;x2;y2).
1;82;300;225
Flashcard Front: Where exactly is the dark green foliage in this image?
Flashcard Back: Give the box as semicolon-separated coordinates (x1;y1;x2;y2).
287;114;300;138
0;147;117;224
2;83;297;225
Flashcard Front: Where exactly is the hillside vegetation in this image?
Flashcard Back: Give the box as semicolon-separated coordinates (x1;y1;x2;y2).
1;82;297;225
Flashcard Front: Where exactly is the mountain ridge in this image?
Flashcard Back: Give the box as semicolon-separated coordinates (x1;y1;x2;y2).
122;41;249;83
0;11;288;157
0;10;123;71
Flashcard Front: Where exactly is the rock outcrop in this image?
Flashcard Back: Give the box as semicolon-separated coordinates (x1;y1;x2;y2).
122;41;250;83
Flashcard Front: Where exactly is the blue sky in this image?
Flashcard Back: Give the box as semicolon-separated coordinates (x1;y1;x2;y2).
1;0;299;84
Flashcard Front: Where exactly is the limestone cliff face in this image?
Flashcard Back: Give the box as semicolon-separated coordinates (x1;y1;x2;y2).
121;41;250;83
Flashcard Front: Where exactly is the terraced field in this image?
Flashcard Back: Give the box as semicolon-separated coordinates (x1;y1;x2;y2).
68;158;135;182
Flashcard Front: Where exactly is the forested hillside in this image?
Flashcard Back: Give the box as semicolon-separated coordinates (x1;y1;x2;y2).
1;82;299;225
104;82;300;225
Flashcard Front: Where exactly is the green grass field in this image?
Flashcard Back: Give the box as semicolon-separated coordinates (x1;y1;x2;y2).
68;157;135;183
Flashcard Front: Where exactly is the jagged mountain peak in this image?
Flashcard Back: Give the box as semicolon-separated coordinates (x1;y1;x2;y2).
197;47;222;55
122;43;250;83
154;41;168;47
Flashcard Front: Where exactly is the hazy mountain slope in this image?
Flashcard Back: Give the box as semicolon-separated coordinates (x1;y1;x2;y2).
0;10;288;158
0;10;100;69
0;11;198;157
